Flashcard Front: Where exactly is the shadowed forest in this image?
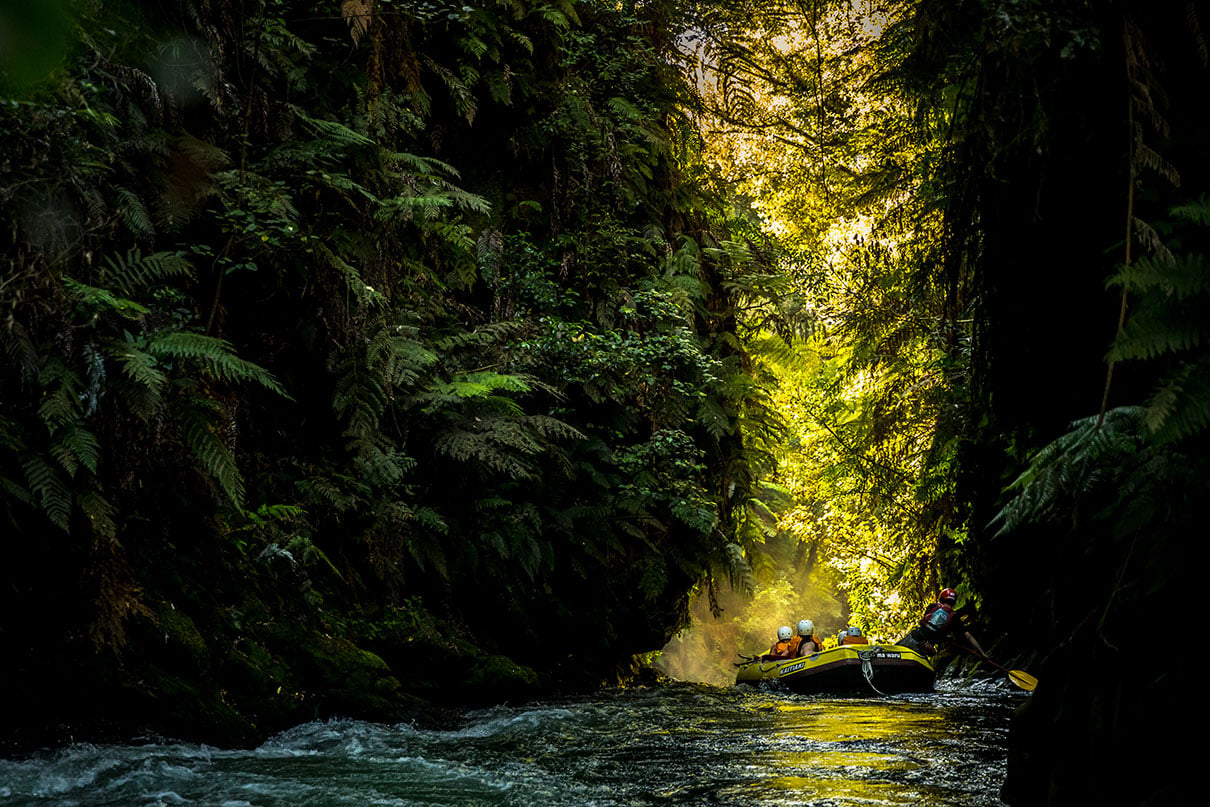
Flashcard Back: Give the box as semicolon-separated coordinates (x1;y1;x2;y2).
1;1;1202;804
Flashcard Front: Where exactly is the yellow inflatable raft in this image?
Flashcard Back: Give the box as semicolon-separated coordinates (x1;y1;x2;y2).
734;644;935;694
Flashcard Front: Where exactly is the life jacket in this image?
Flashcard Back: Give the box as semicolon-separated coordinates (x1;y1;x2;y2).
920;603;955;639
841;635;869;645
796;635;822;656
768;639;793;657
787;635;803;655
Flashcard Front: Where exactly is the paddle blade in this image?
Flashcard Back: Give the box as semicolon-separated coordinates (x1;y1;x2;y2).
1008;669;1038;691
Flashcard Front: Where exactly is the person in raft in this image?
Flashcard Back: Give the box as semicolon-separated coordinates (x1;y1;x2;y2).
794;619;822;656
899;587;986;657
840;626;869;645
764;625;796;660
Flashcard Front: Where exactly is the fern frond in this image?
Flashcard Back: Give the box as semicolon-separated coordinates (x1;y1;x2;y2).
0;321;38;382
754;480;795;509
411;505;448;534
21;454;72;530
422;56;477;123
64;279;149;319
292;106;375;148
425;370;532;402
149;331;285;395
296;475;364;513
104;334;167;402
315;243;387;308
372;335;438;390
99;249;194;295
1;473;32;505
178;397;244;507
51;425;101;477
113;187;155;236
37;386;79;434
349;436;416;487
1107;253;1209;299
992;407;1146;535
1110;305;1204;361
434;424;537;480
384;151;462;179
1171;194;1210;225
1145;356;1210;443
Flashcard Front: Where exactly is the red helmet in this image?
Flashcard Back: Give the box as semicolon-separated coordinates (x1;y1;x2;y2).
939;588;958;605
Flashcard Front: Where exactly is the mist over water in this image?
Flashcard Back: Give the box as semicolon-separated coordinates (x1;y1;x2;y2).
656;579;868;686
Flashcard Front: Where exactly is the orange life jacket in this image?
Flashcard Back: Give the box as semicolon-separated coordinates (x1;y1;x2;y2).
768;639;793;658
841;635;870;645
796;635;822;656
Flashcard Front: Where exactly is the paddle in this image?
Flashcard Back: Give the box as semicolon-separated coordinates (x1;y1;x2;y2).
733;652;760;667
964;648;1038;691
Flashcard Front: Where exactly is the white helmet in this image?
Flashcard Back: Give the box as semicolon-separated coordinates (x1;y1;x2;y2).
797;619;814;636
777;626;793;641
847;626;863;636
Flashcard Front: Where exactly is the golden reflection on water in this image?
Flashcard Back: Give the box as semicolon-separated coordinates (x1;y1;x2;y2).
765;750;915;772
726;696;975;805
758;699;946;742
738;775;928;804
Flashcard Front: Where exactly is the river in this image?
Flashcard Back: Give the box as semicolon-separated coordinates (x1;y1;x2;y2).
0;681;1019;806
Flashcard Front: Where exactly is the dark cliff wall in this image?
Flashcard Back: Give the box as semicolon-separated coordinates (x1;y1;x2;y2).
911;2;1206;802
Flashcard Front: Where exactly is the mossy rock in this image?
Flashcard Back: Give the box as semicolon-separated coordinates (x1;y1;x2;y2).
460;654;541;703
128;664;258;745
222;638;295;696
129;602;212;672
259;628;410;719
303;633;398;692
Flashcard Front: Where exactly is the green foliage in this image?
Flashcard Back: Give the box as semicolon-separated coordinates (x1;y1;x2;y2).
1108;196;1210;443
662;0;977;630
992;407;1148;535
0;0;778;712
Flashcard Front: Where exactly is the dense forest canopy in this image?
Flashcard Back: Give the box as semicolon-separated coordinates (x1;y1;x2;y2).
2;0;1202;802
